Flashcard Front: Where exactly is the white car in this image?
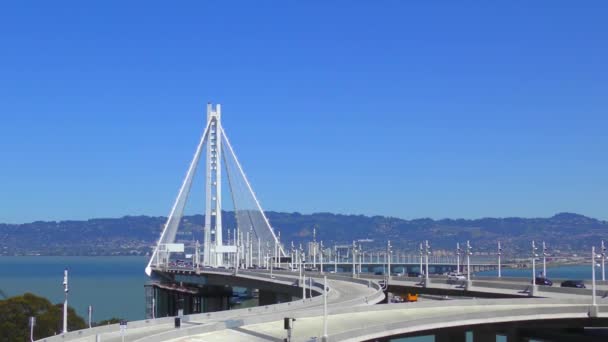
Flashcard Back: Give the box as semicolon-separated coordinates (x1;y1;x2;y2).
447;273;466;281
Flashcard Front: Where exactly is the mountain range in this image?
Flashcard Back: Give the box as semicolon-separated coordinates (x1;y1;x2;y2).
1;212;606;256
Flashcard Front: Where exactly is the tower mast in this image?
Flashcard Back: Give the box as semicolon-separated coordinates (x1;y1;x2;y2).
204;103;223;266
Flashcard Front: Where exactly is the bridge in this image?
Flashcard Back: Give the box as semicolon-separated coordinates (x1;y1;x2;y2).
37;103;608;342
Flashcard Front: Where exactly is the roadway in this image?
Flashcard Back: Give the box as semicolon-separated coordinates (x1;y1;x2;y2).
163;298;608;342
37;269;608;342
41;269;382;342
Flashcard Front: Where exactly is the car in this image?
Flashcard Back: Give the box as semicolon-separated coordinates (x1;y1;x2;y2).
374;271;384;276
561;280;586;288
535;277;553;286
447;273;466;281
407;272;421;278
392;272;404;277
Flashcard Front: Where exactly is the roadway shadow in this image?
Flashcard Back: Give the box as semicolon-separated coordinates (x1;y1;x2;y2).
231;326;284;342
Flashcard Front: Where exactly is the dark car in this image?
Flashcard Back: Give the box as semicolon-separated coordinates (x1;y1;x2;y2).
561;280;586;288
535;277;553;286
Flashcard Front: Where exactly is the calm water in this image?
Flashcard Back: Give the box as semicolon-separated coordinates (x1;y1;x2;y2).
0;256;148;321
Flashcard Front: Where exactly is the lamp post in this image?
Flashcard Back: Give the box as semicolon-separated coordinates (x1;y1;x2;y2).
424;240;430;286
235;233;240;275
419;243;424;277
320;241;324;274
276;231;281;269
29;316;36;342
358;243;363;274
258;237;261;267
266;241;270;270
301;249;306;299
532;240;538;284
542;241;548;278
313;227;317;269
334;245;338;273
602;240;606;282
592;246;597;306
88;305;92;328
531;240;538;296
62;268;68;334
322;275;328;342
456;242;461;275
290;241;295;271
497;241;502;278
351;241;357;278
387;240;392;280
466;241;472;282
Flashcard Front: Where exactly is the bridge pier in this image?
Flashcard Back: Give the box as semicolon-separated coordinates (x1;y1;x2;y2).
435;327;467;342
145;282;232;318
472;327;497;341
258;290;292;306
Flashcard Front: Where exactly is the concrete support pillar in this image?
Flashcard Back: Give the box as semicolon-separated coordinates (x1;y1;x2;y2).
204;296;228;312
472;328;496;341
258;290;291;306
435;328;466;342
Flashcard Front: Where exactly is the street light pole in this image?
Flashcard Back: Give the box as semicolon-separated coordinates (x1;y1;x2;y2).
351;241;357;278
334;246;338;273
301;249;306;299
542;241;547;277
531;240;538;296
456;242;461;275
497;241;502;278
320;241;324;274
359;243;363;274
235;233;240;275
387;240;392;280
313;227;317;270
592;246;598;306
62;268;69;334
322;275;328;342
466;241;471;282
419;243;423;277
602;240;606;282
29;316;36;342
424;240;430;286
88;305;92;328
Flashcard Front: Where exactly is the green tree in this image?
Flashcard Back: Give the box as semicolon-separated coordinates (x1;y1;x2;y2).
95;317;123;326
0;293;86;341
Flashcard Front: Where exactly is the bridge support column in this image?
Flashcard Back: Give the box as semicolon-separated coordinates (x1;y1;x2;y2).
435;328;466;342
259;290;292;306
472;328;496;341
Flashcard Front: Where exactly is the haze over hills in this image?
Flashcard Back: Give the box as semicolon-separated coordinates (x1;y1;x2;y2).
1;212;606;257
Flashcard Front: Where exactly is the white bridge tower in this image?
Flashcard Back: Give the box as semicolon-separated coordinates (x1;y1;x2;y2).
204;103;224;267
145;103;285;276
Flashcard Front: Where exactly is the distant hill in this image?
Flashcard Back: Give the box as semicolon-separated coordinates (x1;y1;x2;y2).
1;212;606;256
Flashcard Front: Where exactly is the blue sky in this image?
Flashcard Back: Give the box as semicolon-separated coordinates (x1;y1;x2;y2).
1;1;607;223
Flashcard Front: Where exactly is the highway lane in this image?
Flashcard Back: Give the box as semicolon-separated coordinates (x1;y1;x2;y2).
165;299;608;342
60;271;381;342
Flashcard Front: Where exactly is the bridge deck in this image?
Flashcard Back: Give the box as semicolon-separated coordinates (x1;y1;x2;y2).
166;299;608;342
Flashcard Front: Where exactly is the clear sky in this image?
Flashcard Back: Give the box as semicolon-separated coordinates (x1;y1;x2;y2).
1;1;607;223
